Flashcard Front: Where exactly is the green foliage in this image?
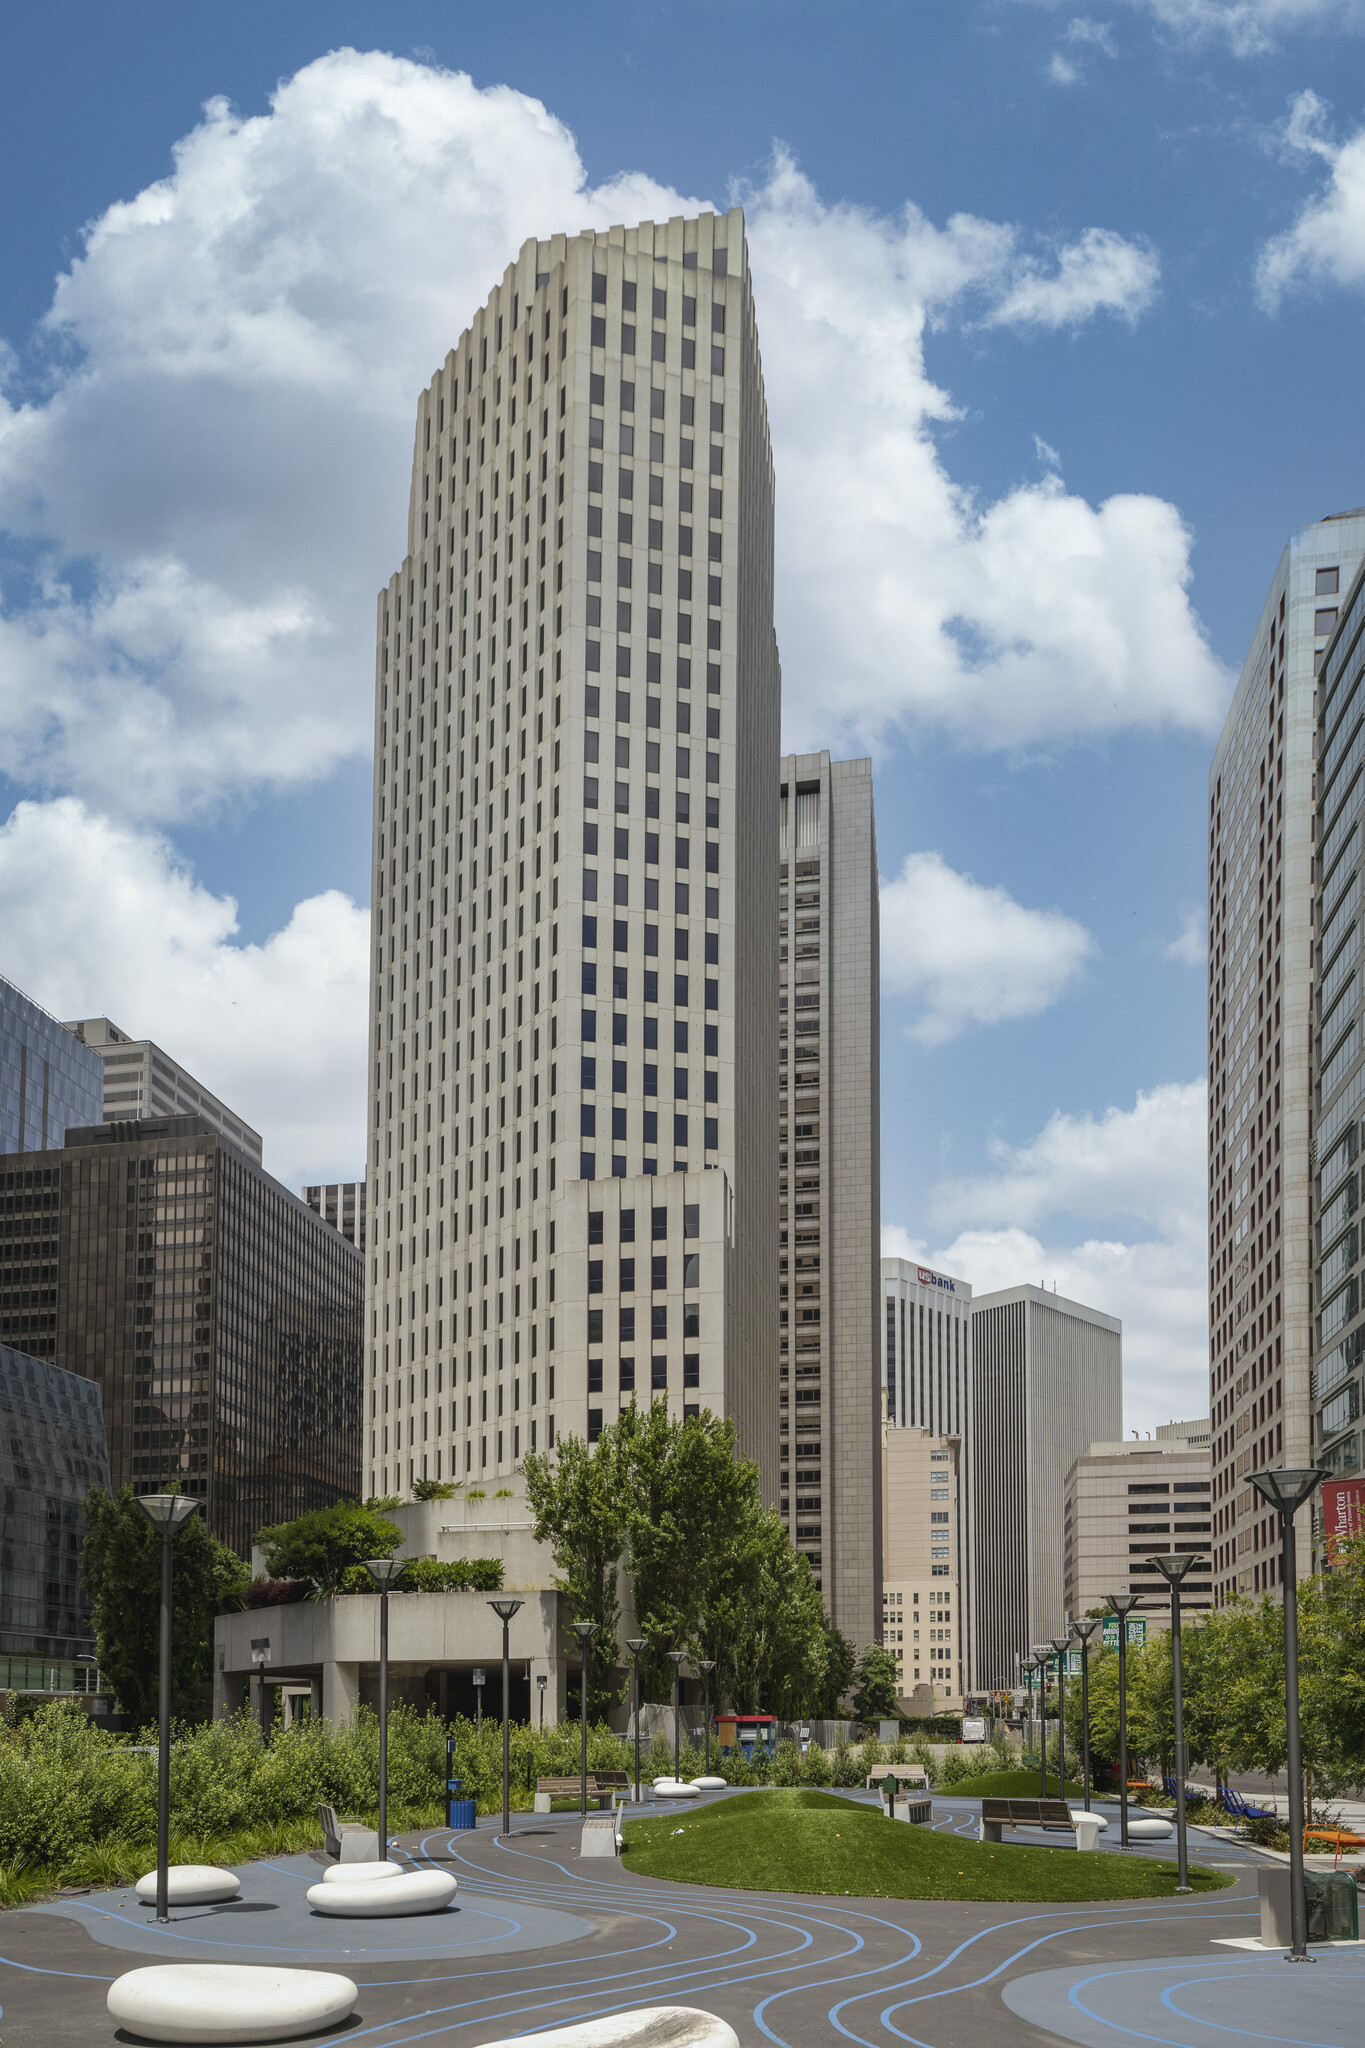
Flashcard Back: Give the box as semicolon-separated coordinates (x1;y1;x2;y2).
802;1739;832;1786
334;1556;504;1594
832;1732;863;1788
621;1789;1234;1901
523;1426;624;1717
773;1737;804;1785
365;1495;403;1511
81;1486;248;1723
255;1503;403;1596
851;1644;900;1721
814;1626;857;1716
410;1478;461;1501
910;1737;937;1777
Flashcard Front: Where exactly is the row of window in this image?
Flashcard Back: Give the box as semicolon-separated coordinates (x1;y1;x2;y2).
581;1016;717;1056
582;920;720;962
584;823;720;868
581;967;719;1011
580;1112;718;1147
581;1059;718;1100
589;1254;700;1289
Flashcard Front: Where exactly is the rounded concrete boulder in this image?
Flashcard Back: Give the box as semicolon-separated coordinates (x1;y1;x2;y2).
307;1868;457;1916
134;1866;241;1907
320;1858;407;1882
1069;1810;1108;1831
475;2006;740;2048
107;1962;357;2043
1125;1816;1173;1840
689;1777;727;1791
653;1781;701;1800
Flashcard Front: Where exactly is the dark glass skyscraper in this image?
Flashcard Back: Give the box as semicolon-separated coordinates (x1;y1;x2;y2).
0;972;104;1157
0;1342;110;1662
0;1117;362;1558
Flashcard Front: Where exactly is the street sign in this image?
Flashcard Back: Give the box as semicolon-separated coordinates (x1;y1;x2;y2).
1101;1617;1147;1649
472;1667;486;1685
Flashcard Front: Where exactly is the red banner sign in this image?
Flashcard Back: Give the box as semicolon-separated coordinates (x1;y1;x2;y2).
1322;1478;1365;1562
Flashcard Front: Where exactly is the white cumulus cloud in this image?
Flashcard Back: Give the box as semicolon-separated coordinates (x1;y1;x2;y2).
0;49;1220;825
0;798;369;1187
1256;91;1365;306
884;1078;1209;1432
1026;0;1365;56
880;851;1094;1044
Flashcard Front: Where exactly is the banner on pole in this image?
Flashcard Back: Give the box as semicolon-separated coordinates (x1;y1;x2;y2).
1322;1477;1365;1562
1101;1617;1147;1649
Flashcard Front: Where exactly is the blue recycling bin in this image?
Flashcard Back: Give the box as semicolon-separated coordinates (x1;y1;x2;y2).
446;1740;476;1829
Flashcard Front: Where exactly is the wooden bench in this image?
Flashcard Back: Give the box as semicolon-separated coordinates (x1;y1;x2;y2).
534;1773;630;1813
865;1764;929;1789
980;1797;1077;1844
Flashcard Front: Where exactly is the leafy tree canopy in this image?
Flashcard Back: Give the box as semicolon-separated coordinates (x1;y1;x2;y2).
255;1502;402;1596
82;1485;248;1725
850;1644;900;1722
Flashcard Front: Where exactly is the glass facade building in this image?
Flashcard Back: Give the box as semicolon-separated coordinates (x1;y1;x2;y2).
0;1117;362;1558
1;973;104;1157
0;1341;110;1659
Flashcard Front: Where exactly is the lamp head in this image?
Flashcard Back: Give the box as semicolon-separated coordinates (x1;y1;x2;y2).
1070;1617;1098;1643
1249;1467;1330;1518
667;1649;686;1671
536;1673;548;1689
1150;1552;1202;1589
489;1597;524;1623
571;1618;599;1644
1106;1589;1142;1619
249;1637;271;1664
1030;1642;1053;1665
624;1636;646;1656
699;1659;716;1675
1049;1636;1069;1657
136;1492;200;1534
364;1556;407;1589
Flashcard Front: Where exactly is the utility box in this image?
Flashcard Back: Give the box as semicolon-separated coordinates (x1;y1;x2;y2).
1258;1866;1359;1945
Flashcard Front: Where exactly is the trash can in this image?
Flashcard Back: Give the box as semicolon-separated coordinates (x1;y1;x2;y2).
1305;1870;1359;1942
446;1740;476;1830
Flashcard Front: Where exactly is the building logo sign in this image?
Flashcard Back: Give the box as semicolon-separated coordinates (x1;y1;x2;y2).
917;1268;956;1293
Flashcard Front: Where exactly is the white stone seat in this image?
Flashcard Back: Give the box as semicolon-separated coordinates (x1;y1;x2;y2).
134;1866;241;1907
690;1776;727;1791
653;1781;701;1800
306;1869;457;1916
475;2006;740;2048
1069;1810;1108;1831
1073;1814;1102;1852
320;1857;406;1882
1125;1816;1173;1840
107;1962;357;2043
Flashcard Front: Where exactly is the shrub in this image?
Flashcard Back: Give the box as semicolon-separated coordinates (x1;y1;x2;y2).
411;1479;461;1501
242;1580;311;1609
773;1738;803;1786
832;1734;862;1788
909;1738;936;1777
936;1749;972;1788
803;1740;832;1786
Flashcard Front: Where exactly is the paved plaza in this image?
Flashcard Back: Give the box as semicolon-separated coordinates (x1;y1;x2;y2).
0;1789;1359;2048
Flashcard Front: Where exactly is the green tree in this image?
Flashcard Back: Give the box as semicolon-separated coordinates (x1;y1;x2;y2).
82;1486;248;1724
813;1622;857;1716
254;1502;402;1596
850;1644;900;1721
524;1425;625;1717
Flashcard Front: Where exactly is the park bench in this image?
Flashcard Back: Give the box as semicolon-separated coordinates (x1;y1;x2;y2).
865;1764;928;1789
1304;1824;1365;1866
317;1803;379;1863
534;1772;630;1813
980;1797;1077;1844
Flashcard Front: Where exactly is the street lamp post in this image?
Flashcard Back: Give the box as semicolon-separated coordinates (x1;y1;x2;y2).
1150;1552;1203;1894
250;1636;272;1747
135;1494;200;1924
537;1672;548;1730
365;1557;408;1856
625;1638;646;1804
1070;1618;1098;1812
488;1598;524;1838
572;1619;599;1817
1031;1645;1053;1797
699;1659;716;1775
473;1666;485;1730
1250;1466;1330;1964
1050;1636;1070;1798
1105;1589;1142;1849
667;1650;686;1776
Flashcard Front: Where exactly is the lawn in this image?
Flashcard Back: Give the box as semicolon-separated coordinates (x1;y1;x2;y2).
621;1790;1234;1902
938;1768;1087;1800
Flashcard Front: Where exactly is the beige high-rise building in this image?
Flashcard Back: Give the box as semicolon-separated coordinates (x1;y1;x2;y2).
1208;513;1365;1603
1063;1428;1212;1632
881;1424;963;1710
367;208;780;1498
64;1016;262;1164
303;1181;368;1255
778;753;880;1642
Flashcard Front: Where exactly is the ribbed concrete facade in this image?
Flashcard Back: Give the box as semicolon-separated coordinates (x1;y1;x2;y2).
968;1286;1121;1693
881;1424;963;1710
1207;513;1365;1601
778;753;880;1643
367;209;780;1497
1063;1434;1211;1631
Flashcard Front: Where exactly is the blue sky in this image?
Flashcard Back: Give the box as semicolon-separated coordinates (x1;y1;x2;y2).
4;0;1365;1428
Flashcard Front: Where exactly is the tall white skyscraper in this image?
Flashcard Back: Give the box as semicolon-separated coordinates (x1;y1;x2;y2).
1207;513;1365;1602
778;752;881;1642
367;208;781;1499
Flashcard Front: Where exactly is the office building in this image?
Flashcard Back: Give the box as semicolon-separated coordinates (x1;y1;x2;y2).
0;1116;362;1558
1;973;104;1159
778;753;880;1636
1063;1428;1212;1629
881;1423;962;1709
0;1343;110;1672
302;1181;368;1254
1311;549;1365;1527
968;1284;1121;1691
883;1257;971;1437
1208;512;1365;1602
367;208;780;1497
64;1017;262;1164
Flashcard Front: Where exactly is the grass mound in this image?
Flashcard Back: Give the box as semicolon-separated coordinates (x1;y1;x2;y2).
621;1790;1234;1902
940;1769;1087;1800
